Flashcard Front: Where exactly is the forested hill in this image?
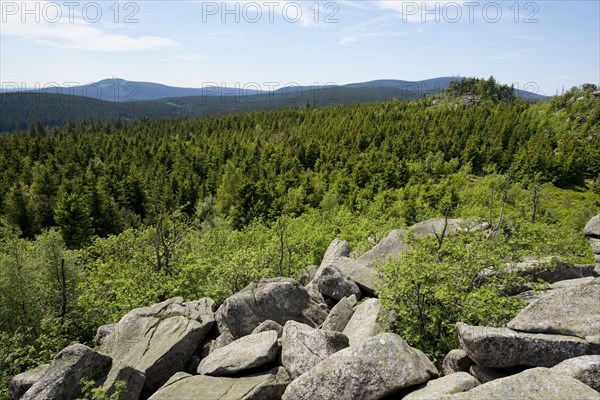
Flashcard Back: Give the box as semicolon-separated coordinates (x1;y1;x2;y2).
0;84;598;243
0;77;548;132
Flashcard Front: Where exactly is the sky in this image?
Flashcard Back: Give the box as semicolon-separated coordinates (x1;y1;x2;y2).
1;0;599;96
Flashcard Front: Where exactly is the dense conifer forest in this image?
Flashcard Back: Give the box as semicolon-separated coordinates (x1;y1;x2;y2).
1;79;599;397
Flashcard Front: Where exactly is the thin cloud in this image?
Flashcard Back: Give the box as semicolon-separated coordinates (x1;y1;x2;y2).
1;4;179;52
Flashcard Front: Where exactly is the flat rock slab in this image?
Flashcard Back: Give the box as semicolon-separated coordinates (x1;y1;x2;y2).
356;229;409;268
444;368;600;400
343;298;392;347
282;333;438;400
551;355;600;392
281;321;349;379
101;297;215;395
215;278;327;339
21;344;112;400
456;323;590;368
148;367;290;400
507;282;600;339
403;372;480;399
198;330;279;376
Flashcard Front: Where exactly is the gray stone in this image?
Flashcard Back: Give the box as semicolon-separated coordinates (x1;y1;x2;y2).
321;296;354;332
518;289;550;306
356;229;409;268
409;218;470;239
281;321;349;379
215;278;328;340
456;323;590;368
198;330;279;376
343;298;393;347
332;256;381;295
313;264;362;301
101;297;215;395
507;283;600;339
584;215;600;239
282;333;438;400
97;362;145;400
404;372;480;399
551;355;600;391
442;349;474;375
445;368;600;400
9;364;49;400
321;238;350;264
93;324;116;347
149;367;290;400
252;320;283;338
469;365;522;384
21;344;112;400
549;277;596;289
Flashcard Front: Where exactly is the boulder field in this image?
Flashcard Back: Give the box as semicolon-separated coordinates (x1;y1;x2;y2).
10;216;600;400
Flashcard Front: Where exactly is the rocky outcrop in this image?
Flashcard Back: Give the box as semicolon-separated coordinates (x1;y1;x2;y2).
320;295;356;332
403;372;480;399
507;281;600;339
9;364;48;400
21;344;112;400
551;355;600;392
101;297;215;395
96;362;145;400
280;321;349;379
342;298;393;347
442;349;474;375
215;278;327;340
148;367;290;400
456;323;590;368
445;368;600;399
281;333;438;400
198;330;279;376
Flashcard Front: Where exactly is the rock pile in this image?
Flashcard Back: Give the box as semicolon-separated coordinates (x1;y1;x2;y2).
10;216;600;400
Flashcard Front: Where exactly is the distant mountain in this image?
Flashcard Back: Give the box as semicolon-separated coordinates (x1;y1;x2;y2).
21;78;265;102
0;77;549;131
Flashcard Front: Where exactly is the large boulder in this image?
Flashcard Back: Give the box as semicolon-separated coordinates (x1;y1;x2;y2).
551;355;600;391
215;278;328;339
21;344;112;400
584;215;600;239
8;364;49;400
282;333;438;400
331;256;381;295
456;323;590;368
311;264;362;301
321;238;351;264
480;257;595;288
93;323;116;347
507;281;600;339
356;229;408;268
321;295;355;332
409;218;475;239
198;330;279;376
281;321;349;378
403;372;480;399
148;367;290;400
442;349;474;375
101;297;215;395
96;362;145;400
445;368;600;400
342;298;393;347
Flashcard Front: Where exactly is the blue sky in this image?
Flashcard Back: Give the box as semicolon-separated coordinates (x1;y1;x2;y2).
1;1;598;95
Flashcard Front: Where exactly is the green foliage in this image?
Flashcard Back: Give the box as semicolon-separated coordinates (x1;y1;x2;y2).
77;378;126;400
378;231;525;354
